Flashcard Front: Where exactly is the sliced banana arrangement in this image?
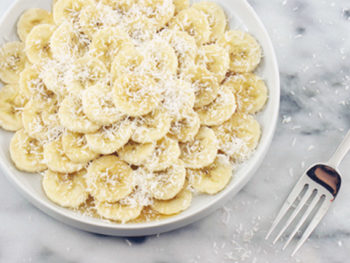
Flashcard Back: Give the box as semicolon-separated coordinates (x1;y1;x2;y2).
142;40;178;77
113;74;161;117
223;73;268;114
10;129;47;172
42;169;89;208
86;155;134;203
17;8;54;41
144;136;180;172
170;8;210;45
212;113;261;161
118;141;156;166
160;29;197;75
22;98;59;141
89;27;133;69
0;42;28;84
61;131;98;163
185;66;219;108
82;85;124;125
58;95;101;134
196;86;236;126
79;4;120;38
132;108;172;144
43;138;86;173
218;30;262;73
19;64;51;99
67;57;108;94
85;120;134;155
180;126;218;169
50;22;90;61
0;0;268;223
95;201;143;223
111;45;145;81
196;44;230;83
192;2;227;42
169;108;200;143
0;85;26;131
25;24;56;64
188;154;233;194
147;161;186;200
151;187;192;215
53;0;94;25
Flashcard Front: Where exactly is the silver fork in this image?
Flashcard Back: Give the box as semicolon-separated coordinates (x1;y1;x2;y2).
266;130;350;256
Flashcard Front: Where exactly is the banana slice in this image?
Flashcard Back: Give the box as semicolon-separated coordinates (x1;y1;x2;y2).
0;42;28;84
43;139;85;173
0;85;26;131
58;95;101;134
162;79;195;119
180;126;218;169
53;0;94;25
192;2;226;42
113;74;160;117
144;136;180;172
188;154;233;194
22;98;59;142
79;4;120;38
118;141;156;166
50;22;90;61
19;65;54;100
89;27;133;69
10;129;47;173
82;85;124;125
218;30;262;73
25;24;56;64
147;161;186;200
85;120;134;155
61;131;98;163
196;86;236;126
42;169;89;208
132;108;172;144
160;29;197;74
95;201;143;223
151;187;192;215
185;66;219;108
223;73;268;114
196;44;229;83
173;0;189;14
139;0;175;30
169;8;210;45
86;155;134;202
142;40;178;77
123;13;158;41
66;56;108;95
111;45;145;81
40;60;68;97
17;8;53;41
212;113;261;161
169;109;200;143
100;0;135;13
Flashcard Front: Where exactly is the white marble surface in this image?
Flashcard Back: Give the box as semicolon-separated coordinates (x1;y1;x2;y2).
1;0;350;262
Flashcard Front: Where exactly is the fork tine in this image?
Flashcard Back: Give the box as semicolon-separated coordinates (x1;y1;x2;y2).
265;178;308;240
291;198;330;256
282;191;321;250
272;187;314;244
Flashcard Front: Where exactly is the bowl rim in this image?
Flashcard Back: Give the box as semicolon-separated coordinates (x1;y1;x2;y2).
0;0;280;235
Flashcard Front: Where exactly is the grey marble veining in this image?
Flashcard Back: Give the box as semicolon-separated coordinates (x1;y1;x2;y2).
1;0;350;262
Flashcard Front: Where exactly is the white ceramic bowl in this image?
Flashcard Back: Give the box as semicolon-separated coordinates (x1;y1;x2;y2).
0;0;280;236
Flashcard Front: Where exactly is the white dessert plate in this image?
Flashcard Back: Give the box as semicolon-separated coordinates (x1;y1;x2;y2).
0;0;280;236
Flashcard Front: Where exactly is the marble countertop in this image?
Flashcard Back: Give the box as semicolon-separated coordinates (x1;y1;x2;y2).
1;0;350;262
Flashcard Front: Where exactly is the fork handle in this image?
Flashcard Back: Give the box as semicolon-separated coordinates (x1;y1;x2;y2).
328;130;350;168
